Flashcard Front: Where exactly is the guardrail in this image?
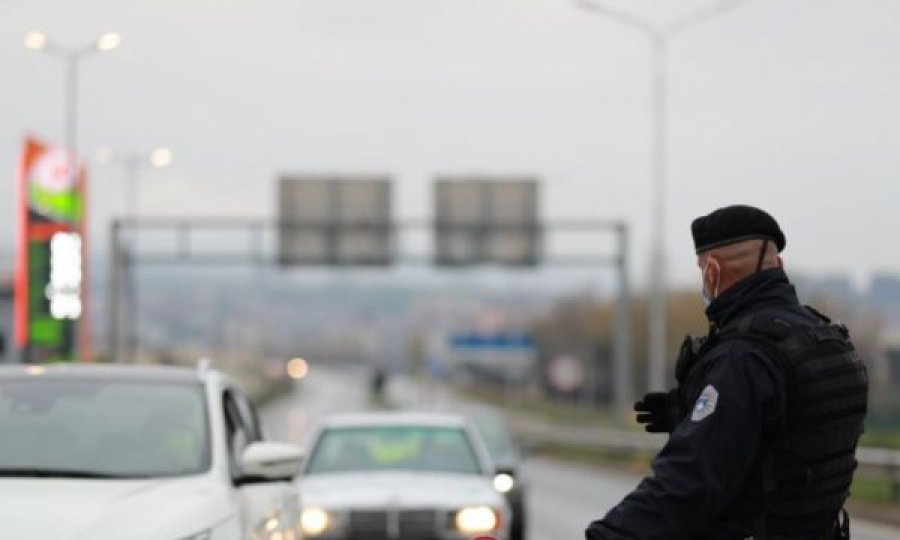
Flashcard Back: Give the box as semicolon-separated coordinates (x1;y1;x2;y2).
856;447;900;500
509;416;900;500
391;376;900;500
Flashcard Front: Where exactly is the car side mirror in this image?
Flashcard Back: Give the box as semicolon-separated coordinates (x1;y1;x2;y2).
237;441;305;485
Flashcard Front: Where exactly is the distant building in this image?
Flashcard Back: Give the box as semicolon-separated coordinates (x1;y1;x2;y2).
867;274;900;318
794;273;856;304
875;329;900;388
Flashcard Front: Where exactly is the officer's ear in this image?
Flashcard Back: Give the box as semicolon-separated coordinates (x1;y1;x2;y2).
704;256;722;286
776;256;784;268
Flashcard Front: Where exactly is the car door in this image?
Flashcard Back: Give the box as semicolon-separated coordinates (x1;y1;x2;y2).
222;388;299;538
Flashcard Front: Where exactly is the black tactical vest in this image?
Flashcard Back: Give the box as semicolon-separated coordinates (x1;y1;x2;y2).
714;308;869;538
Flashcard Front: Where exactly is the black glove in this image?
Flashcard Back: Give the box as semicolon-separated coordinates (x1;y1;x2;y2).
634;388;683;433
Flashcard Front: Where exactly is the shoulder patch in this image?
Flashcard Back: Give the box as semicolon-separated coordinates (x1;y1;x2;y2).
691;385;719;422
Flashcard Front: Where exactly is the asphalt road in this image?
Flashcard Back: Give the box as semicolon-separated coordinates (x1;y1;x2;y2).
260;366;899;540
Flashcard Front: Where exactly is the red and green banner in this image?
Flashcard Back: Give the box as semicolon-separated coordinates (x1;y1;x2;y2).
15;136;89;363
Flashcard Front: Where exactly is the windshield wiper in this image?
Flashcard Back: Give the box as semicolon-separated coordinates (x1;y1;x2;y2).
0;468;138;479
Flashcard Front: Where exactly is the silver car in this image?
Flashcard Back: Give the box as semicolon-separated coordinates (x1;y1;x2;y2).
298;412;510;540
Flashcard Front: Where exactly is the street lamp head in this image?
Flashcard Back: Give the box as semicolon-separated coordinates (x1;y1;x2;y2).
149;147;173;168
95;32;122;52
24;31;48;51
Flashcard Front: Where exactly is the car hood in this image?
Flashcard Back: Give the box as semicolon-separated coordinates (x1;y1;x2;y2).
0;474;232;540
300;471;505;509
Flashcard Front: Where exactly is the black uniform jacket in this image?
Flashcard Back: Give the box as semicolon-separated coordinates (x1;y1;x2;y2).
586;269;823;540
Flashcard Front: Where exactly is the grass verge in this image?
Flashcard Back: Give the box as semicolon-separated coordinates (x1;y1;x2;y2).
535;441;654;476
860;429;900;451
457;384;623;428
531;440;900;512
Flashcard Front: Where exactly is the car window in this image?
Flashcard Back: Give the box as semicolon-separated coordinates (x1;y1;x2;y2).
222;390;251;479
230;389;262;442
0;377;209;477
306;426;482;476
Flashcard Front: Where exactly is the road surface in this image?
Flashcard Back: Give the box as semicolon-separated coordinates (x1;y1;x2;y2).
260;365;899;540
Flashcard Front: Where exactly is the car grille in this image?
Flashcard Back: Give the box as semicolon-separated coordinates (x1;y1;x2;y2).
348;508;441;540
349;510;388;538
399;510;438;537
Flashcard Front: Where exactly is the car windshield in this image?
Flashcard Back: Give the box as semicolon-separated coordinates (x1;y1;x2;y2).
0;377;209;478
306;425;482;475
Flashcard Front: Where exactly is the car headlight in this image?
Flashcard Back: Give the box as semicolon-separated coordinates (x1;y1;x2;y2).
493;473;515;494
455;506;499;534
300;507;331;536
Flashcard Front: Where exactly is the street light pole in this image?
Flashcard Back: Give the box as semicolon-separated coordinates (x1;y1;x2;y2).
25;31;121;158
124;157;140;219
65;56;78;155
97;147;174;219
577;0;745;392
25;31;120;363
649;34;668;393
96;147;173;363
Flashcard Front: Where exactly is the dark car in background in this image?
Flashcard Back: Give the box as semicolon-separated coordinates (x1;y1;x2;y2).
466;408;529;540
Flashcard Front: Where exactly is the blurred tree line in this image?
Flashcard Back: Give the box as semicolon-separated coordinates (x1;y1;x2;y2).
531;288;886;409
532;290;707;402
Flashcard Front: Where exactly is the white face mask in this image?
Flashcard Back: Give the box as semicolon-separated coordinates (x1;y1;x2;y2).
701;259;721;307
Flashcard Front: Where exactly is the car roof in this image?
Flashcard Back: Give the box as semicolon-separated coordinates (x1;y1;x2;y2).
0;363;208;384
321;411;471;429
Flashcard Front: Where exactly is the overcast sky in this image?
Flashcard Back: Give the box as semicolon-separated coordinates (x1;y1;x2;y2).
1;0;898;289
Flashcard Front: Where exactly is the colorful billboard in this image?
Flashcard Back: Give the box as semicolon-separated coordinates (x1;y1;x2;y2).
15;136;88;362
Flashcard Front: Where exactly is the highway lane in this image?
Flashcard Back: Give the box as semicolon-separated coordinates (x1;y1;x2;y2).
259;365;371;446
526;457;637;540
523;456;900;540
260;366;899;540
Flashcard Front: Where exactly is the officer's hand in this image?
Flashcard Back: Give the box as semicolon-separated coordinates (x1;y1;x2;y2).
634;388;682;433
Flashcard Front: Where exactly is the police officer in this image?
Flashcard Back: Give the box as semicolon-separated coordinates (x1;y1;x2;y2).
585;205;868;540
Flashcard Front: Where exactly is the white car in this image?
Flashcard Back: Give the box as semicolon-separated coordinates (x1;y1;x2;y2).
0;363;304;540
298;412;511;540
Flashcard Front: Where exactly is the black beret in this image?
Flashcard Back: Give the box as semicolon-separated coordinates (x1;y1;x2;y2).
691;205;786;254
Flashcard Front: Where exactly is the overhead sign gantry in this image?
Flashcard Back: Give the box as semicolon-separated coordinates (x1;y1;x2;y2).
107;174;633;415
